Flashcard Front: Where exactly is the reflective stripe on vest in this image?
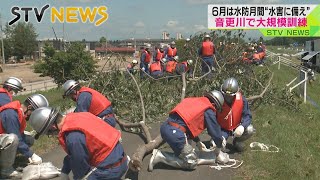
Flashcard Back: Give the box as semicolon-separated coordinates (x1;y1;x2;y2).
150;62;162;73
170;97;216;138
78;87;112;116
0;101;25;134
0;88;12;102
167;47;177;57
58;112;121;167
156;49;164;61
201;41;214;56
166;61;177;73
217;92;243;131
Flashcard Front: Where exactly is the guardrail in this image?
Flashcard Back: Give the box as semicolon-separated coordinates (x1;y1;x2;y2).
21;79;57;95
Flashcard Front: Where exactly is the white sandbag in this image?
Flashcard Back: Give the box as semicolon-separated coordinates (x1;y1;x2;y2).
22;162;61;180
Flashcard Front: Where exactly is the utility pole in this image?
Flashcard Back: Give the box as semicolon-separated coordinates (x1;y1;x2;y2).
105;34;107;57
0;13;5;64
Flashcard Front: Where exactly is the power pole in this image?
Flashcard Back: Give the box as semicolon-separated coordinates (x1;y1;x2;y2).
105;34;107;57
0;14;5;64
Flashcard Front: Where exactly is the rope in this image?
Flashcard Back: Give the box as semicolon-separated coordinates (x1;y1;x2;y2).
250;142;280;153
209;159;243;170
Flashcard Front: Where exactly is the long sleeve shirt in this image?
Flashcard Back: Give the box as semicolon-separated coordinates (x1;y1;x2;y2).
240;96;252;128
61;131;124;179
168;109;223;148
0;92;11;106
0;109;33;157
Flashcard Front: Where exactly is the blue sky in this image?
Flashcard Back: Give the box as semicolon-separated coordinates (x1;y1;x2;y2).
0;0;319;41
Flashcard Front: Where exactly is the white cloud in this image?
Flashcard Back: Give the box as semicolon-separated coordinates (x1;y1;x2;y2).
134;21;145;28
194;24;206;31
166;20;179;28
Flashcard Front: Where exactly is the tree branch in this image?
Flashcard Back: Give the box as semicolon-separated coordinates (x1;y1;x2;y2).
247;72;274;101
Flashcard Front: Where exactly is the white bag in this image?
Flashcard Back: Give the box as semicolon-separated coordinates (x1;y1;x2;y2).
22;162;61;180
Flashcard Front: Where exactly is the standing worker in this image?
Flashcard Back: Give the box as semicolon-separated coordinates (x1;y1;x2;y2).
140;44;152;78
0;94;49;178
199;34;215;74
0;77;24;107
29;108;128;180
153;45;165;62
148;90;229;171
62;80;117;127
165;41;177;61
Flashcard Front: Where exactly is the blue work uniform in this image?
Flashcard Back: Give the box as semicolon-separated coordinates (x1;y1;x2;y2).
0;92;11;107
140;52;150;78
221;96;252;139
164;47;177;61
75;92;116;127
198;47;214;74
175;63;193;76
160;109;223;156
61;131;127;180
0;109;33;158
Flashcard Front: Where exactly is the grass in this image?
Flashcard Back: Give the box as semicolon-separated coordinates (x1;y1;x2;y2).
14;88;73;155
237;64;320;179
267;45;303;55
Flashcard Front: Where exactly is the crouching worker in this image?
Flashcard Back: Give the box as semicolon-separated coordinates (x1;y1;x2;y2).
0;94;49;178
214;77;255;152
127;59;138;74
29;108;128;180
175;60;193;78
148;90;229;171
62;80;117;127
150;61;164;79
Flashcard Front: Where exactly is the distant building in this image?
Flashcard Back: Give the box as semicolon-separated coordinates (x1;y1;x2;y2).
176;33;182;40
162;31;170;40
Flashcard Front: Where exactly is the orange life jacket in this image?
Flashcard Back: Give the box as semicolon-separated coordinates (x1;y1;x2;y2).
0;101;26;134
253;53;260;60
150;62;162;73
156;49;164;61
0;88;12;102
170;97;216;138
217;92;243;131
58;112;121;167
78;87;112;116
144;50;151;63
166;61;177;73
258;52;266;59
167;47;177;57
201;41;214;56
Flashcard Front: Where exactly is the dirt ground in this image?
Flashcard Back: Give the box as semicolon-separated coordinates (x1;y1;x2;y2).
41;122;239;180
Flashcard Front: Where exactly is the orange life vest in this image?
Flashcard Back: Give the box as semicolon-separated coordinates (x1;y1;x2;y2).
166;61;177;73
144;50;151;63
58;112;121;167
156;49;164;61
0;88;12;102
258;52;266;59
167;47;177;57
150;62;162;73
170;97;216;138
78;87;112;116
217;92;243;131
253;53;260;60
201;41;214;56
0;101;26;134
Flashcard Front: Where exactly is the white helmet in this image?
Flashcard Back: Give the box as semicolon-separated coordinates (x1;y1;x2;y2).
3;77;24;91
171;41;176;45
173;56;179;61
62;80;80;98
145;44;151;49
29;107;60;139
187;60;193;65
161;58;167;63
204;90;224;112
204;34;210;39
132;59;138;64
186;38;190;42
25;94;49;110
160;44;165;49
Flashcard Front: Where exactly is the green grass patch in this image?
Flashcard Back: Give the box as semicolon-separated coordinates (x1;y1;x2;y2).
238;64;320;179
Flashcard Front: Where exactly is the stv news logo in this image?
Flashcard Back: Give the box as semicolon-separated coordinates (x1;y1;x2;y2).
9;4;108;26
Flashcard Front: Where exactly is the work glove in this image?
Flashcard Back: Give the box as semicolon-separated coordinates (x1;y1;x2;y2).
214;148;230;164
24;130;37;137
196;141;208;151
209;137;226;151
141;67;145;71
234;125;245;137
60;173;70;180
28;153;42;165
